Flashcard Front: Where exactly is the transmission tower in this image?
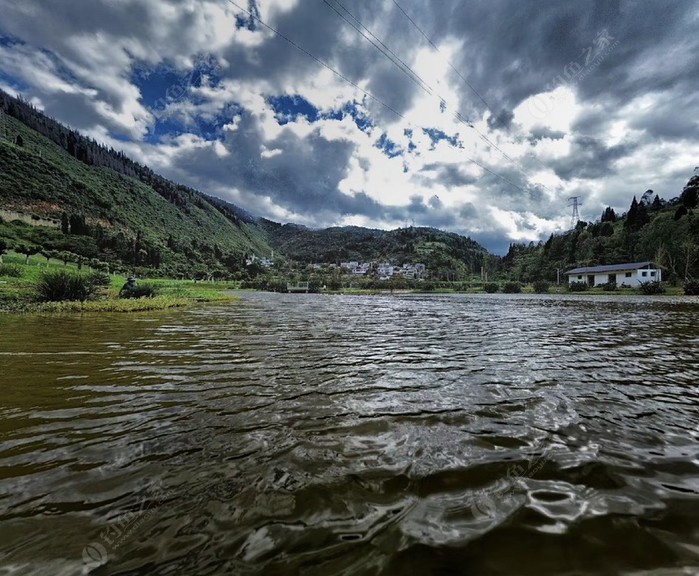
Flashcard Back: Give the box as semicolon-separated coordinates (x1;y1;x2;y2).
568;196;582;227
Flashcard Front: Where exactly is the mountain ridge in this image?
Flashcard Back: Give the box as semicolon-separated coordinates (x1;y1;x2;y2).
0;89;493;278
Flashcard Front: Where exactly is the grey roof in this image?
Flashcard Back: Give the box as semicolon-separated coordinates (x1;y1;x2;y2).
565;261;658;275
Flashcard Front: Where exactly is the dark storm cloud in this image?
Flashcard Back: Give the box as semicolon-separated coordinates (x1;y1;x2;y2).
0;0;698;252
419;163;478;188
426;0;698;116
550;135;638;180
162;111;381;218
527;126;566;142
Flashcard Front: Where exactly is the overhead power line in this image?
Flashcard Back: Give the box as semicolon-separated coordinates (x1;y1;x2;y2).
224;0;531;194
323;0;548;190
321;0;433;97
391;0;555;176
391;0;493;115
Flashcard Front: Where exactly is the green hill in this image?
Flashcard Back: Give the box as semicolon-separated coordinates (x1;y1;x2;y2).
259;219;491;280
501;175;699;283
0;91;271;277
0;89;494;282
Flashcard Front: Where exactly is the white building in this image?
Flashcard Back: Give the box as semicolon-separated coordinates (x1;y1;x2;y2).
377;263;394;279
566;261;663;287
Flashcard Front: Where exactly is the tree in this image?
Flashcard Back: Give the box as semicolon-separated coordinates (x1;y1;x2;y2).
69;213;89;235
41;250;58;266
61;212;70;234
14;134;23;147
58;251;74;266
624;196;649;232
601;207;617;223
0;238;8;263
16;243;39;264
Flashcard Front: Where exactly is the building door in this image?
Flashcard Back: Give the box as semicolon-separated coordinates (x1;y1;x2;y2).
587;275;594;286
608;274;616;284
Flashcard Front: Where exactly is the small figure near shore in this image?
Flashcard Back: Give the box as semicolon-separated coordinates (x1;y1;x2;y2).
119;276;137;298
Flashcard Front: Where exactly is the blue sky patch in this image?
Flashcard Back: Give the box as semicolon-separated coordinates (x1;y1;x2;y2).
133;58;222;111
422;128;460;149
235;0;261;30
268;94;320;125
375;132;402;158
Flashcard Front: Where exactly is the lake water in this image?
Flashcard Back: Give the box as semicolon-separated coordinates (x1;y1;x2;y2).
1;292;698;575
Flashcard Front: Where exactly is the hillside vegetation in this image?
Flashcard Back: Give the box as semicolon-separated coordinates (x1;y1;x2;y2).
0;90;271;278
502;177;699;283
259;220;491;281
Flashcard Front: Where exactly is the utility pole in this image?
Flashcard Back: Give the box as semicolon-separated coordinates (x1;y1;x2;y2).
568;196;582;228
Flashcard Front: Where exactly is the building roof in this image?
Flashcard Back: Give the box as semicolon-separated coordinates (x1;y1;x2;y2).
565;261;658;275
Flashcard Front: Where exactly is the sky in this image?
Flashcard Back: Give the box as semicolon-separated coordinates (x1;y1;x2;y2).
0;0;697;254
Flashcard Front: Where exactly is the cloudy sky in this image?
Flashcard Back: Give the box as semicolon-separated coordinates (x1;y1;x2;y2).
0;0;697;253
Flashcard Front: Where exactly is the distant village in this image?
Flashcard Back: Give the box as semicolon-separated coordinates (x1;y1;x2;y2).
245;254;427;280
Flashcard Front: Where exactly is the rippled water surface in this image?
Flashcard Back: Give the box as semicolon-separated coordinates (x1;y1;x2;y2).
1;293;699;575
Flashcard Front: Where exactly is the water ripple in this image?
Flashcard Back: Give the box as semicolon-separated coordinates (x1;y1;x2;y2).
1;293;698;575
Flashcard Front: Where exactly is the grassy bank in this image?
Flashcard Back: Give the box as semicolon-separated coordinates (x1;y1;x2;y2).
0;251;238;313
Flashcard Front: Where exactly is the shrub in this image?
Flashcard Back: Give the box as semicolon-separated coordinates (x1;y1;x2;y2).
638;281;666;295
35;270;104;302
601;282;617;292
532;280;550;293
0;264;22;278
502;282;522;294
483;282;499;293
568;281;588;292
684;280;699;296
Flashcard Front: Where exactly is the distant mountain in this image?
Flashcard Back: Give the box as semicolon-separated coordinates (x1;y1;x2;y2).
0;89;493;280
0;90;271;276
259;219;491;279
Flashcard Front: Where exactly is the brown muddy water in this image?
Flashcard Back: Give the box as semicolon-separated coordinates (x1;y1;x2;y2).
1;292;698;575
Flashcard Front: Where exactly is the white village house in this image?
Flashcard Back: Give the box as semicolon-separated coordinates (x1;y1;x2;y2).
565;261;663;287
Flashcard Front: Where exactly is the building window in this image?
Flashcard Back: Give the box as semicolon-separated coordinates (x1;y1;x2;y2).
577;275;582;280
650;271;656;277
641;271;648;277
625;272;632;277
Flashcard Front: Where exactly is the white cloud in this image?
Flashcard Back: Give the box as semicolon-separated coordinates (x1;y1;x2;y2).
0;0;697;252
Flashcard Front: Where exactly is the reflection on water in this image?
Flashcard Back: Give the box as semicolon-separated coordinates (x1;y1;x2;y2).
1;293;699;575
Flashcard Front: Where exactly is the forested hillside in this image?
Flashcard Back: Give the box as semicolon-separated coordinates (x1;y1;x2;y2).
502;175;699;283
0;90;271;277
259;220;492;280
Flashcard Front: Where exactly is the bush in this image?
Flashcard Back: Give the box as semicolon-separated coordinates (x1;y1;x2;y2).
683;280;699;296
483;282;499;293
35;270;104;302
638;281;665;295
0;264;22;278
502;282;522;294
568;281;588;292
532;280;550;293
600;282;617;292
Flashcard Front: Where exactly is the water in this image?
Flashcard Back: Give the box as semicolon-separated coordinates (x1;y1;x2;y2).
1;293;698;575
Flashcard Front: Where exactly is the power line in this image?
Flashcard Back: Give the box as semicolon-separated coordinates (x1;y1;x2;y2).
391;0;493;115
225;0;405;120
321;0;433;96
223;0;529;194
391;0;554;176
324;0;548;191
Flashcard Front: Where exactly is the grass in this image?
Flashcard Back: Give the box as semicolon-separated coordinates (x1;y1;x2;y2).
0;252;238;314
35;296;191;313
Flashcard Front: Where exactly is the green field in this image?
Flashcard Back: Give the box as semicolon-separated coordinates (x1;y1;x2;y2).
0;251;238;313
